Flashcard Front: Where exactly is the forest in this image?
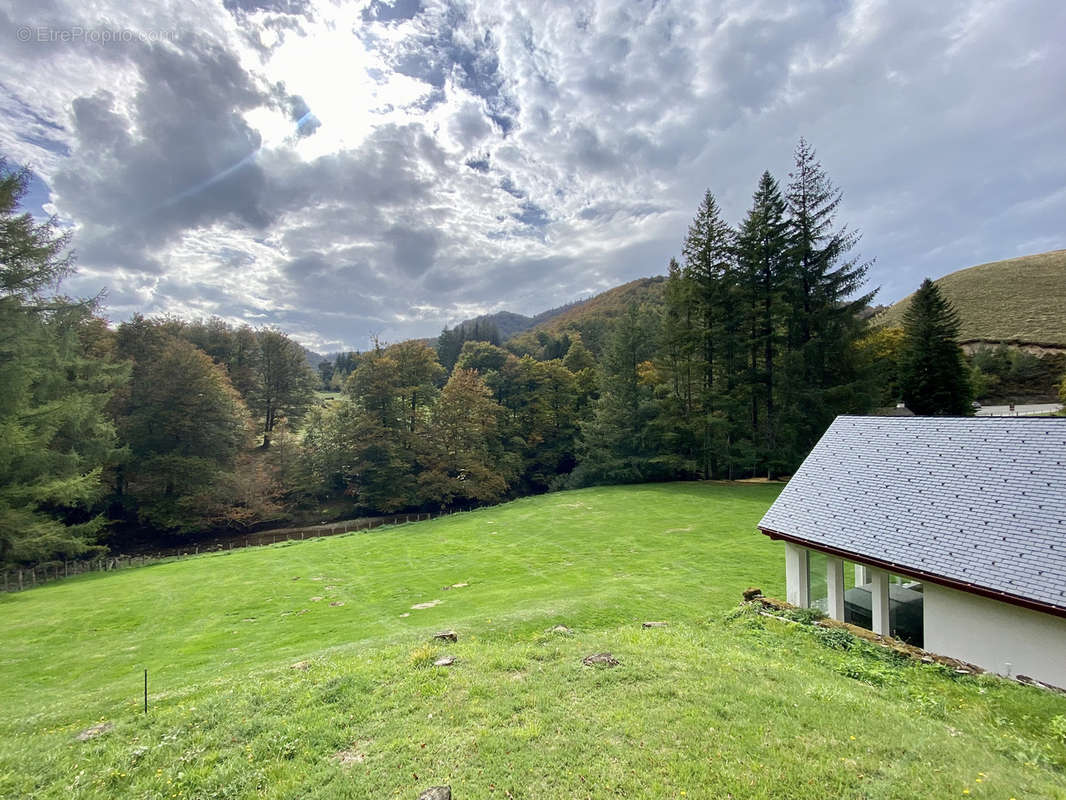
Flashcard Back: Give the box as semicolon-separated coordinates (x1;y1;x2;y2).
1;141;989;568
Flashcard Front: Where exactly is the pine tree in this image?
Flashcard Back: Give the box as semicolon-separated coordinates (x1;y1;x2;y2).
736;171;788;477
899;279;973;415
782;139;876;461
0;159;126;565
654;258;702;476
569;306;661;487
680;191;736;476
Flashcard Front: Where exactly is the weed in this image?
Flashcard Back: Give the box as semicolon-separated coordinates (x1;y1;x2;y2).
814;627;855;651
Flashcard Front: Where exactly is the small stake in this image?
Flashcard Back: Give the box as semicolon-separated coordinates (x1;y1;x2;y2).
144;669;148;714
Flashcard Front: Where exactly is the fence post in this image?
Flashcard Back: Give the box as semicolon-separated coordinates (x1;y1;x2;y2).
31;568;36;587
18;570;23;591
2;571;7;592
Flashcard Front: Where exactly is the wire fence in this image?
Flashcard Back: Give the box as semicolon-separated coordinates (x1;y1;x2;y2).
1;509;464;594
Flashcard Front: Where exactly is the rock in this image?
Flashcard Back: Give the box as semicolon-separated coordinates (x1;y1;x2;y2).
310;596;324;602
434;656;456;667
400;612;411;618
330;601;345;607
411;599;441;610
418;787;451;800
582;652;619;667
550;625;573;634
76;722;114;741
920;656;934;663
451;582;469;588
434;630;458;642
290;660;311;670
742;587;764;601
642;621;668;628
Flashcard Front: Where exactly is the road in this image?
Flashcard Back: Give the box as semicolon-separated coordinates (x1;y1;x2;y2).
975;403;1062;417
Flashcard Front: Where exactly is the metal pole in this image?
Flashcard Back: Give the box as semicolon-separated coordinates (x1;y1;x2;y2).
144;669;148;714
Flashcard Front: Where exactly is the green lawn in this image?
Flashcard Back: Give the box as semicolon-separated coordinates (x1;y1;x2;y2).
2;482;1064;799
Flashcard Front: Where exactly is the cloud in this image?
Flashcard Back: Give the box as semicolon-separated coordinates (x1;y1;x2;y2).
0;0;1062;351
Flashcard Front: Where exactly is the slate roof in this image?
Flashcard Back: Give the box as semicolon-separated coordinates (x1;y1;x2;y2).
758;415;1066;614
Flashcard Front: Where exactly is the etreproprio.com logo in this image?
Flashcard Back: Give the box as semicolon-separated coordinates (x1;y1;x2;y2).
16;25;180;44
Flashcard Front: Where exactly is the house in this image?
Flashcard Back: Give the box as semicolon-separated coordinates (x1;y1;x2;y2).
757;415;1066;688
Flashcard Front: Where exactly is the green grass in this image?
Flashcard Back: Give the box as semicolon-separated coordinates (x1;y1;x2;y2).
879;249;1066;348
2;483;1065;799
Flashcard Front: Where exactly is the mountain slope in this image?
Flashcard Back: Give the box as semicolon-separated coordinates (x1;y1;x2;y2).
532;276;667;334
878;250;1066;348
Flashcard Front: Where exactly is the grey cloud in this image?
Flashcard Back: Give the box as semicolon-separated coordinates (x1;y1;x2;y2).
385;225;438;277
53;35;271;260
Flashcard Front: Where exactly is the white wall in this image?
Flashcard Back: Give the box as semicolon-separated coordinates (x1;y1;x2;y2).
924;583;1066;688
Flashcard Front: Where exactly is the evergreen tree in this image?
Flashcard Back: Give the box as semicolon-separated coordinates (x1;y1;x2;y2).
899;279;973;415
653;258;702;476
0;159;126;565
782;138;876;461
569;306;662;486
680;193;737;476
736;171;789;477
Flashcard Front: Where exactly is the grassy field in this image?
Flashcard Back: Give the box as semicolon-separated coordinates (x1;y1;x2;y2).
2;483;1065;799
879;249;1066;348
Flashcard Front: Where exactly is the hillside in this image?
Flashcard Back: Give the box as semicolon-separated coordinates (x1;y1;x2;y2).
532;276;667;334
447;276;667;349
3;483;1066;799
878;249;1066;348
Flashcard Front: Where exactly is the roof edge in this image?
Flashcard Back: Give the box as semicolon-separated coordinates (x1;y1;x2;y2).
758;526;1066;620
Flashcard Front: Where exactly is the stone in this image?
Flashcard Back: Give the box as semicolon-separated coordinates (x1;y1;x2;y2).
742;587;764;601
451;582;469;588
418;787;451;800
411;599;441;610
550;625;573;634
434;630;458;642
582;652;619;667
330;601;345;607
76;722;114;741
642;621;668;628
434;656;456;667
290;660;311;670
310;596;324;602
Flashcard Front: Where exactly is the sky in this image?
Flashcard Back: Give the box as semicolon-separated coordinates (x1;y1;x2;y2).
0;0;1063;353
